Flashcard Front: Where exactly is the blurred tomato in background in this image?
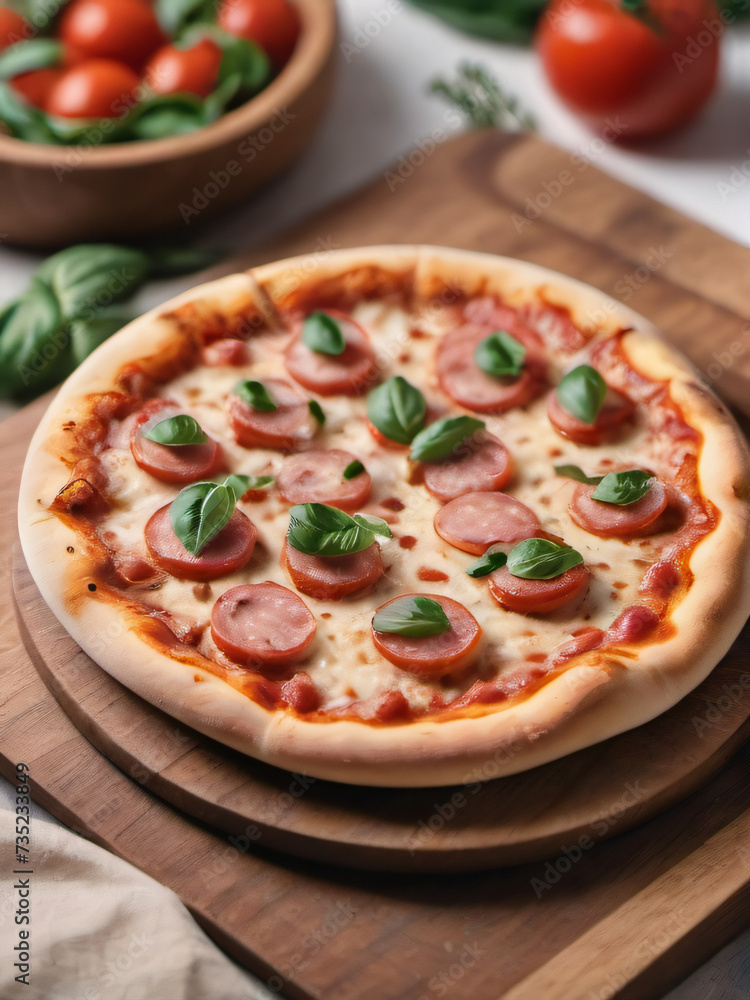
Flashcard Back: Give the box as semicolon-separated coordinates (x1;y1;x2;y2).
536;0;721;138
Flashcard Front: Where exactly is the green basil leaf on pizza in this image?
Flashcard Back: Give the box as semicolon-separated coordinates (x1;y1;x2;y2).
372;595;451;637
474;330;526;378
409;415;485;462
143;414;208;446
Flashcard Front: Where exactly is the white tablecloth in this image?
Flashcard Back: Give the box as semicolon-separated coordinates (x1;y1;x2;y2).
1;2;749;996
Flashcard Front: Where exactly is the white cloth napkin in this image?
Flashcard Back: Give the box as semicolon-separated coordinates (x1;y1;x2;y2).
0;778;275;1000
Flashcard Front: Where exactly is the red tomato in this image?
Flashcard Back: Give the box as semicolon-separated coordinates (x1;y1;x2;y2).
45;59;140;119
535;0;720;138
59;0;166;71
0;7;28;50
11;68;64;108
146;39;223;98
218;0;301;68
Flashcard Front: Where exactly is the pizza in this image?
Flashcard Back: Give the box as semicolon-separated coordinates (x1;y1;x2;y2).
18;245;750;787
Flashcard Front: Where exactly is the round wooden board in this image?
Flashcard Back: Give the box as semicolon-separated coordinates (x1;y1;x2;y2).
13;546;750;873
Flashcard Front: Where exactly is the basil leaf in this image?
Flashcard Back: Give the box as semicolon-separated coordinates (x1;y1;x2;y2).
302;312;345;356
465;548;508;578
591;471;653;506
0;80;56;142
367;375;426;445
144;415;208;446
554;465;604;486
474;330;526;378
69;314;130;364
287;503;387;557
0;279;68;399
215;35;270;94
372;596;451;637
234;379;277;412
408;1;547;44
0;39;62;80
37;244;151;321
308;400;325;425
127;93;206;140
220;473;274;498
170;482;236;555
556;365;607;425
507;539;584;580
343;460;365;480
351;513;392;538
409;415;485;462
155;0;216;35
147;247;219;277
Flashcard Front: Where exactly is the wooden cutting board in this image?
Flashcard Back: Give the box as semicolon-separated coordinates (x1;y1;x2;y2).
2;130;750;999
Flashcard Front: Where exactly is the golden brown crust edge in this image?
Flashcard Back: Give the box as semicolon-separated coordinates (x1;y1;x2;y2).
18;248;750;787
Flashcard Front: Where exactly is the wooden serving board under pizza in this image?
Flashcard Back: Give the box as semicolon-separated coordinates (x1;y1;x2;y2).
2;130;750;999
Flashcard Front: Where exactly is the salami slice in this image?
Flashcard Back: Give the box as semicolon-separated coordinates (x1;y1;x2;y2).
145;505;256;581
371;594;481;675
229;378;314;451
130;404;224;484
547;384;635;445
422;434;513;503
282;538;384;600
436;321;546;413
201;338;248;366
434;492;541;555
569;479;668;537
488;563;589;614
277;449;372;509
285;311;377;396
211;582;316;670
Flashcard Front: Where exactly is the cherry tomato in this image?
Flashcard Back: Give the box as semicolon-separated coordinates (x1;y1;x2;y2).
59;0;166;71
11;68;64;108
0;7;28;50
218;0;301;68
45;59;140;119
146;38;223;98
535;0;720;138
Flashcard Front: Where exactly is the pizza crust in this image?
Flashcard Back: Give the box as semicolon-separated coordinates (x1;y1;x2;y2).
18;247;750;787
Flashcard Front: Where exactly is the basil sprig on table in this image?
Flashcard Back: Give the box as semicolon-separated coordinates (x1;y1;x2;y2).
287;503;391;557
367;376;426;445
556;365;607;425
234;380;277;412
409;415;485;462
506;539;583;580
170;481;237;555
144;415;208;446
408;0;548;44
0;243;214;401
302;312;346;356
372;596;451;637
554;466;654;506
474;330;526;378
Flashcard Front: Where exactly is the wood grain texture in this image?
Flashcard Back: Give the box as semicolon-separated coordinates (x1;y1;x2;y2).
3;134;750;997
12;541;750;872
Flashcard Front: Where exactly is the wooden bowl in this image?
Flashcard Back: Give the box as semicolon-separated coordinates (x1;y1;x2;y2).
0;0;337;248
